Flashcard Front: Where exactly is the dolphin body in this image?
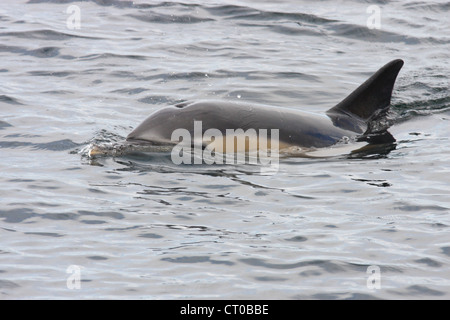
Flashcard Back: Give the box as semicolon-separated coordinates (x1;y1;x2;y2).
85;59;403;158
125;59;404;156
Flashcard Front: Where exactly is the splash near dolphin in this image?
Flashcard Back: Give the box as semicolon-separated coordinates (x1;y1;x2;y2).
87;59;404;162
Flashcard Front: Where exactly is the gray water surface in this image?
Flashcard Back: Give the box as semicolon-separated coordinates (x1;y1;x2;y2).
1;0;449;299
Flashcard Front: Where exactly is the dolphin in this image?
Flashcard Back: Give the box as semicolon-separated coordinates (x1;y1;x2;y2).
88;59;403;158
124;59;403;153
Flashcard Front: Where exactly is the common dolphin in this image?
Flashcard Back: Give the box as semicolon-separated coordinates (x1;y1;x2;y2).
87;59;403;158
124;59;403;155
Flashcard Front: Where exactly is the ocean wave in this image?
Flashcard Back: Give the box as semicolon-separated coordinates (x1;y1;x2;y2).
393;96;450;120
403;1;450;12
0;139;80;151
209;5;336;24
127;12;214;24
0;29;101;40
0;94;23;105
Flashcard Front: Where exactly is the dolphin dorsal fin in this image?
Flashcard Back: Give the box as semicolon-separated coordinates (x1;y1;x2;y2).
327;59;404;122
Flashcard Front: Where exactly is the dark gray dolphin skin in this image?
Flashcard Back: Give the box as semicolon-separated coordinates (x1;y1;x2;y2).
126;59;404;153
